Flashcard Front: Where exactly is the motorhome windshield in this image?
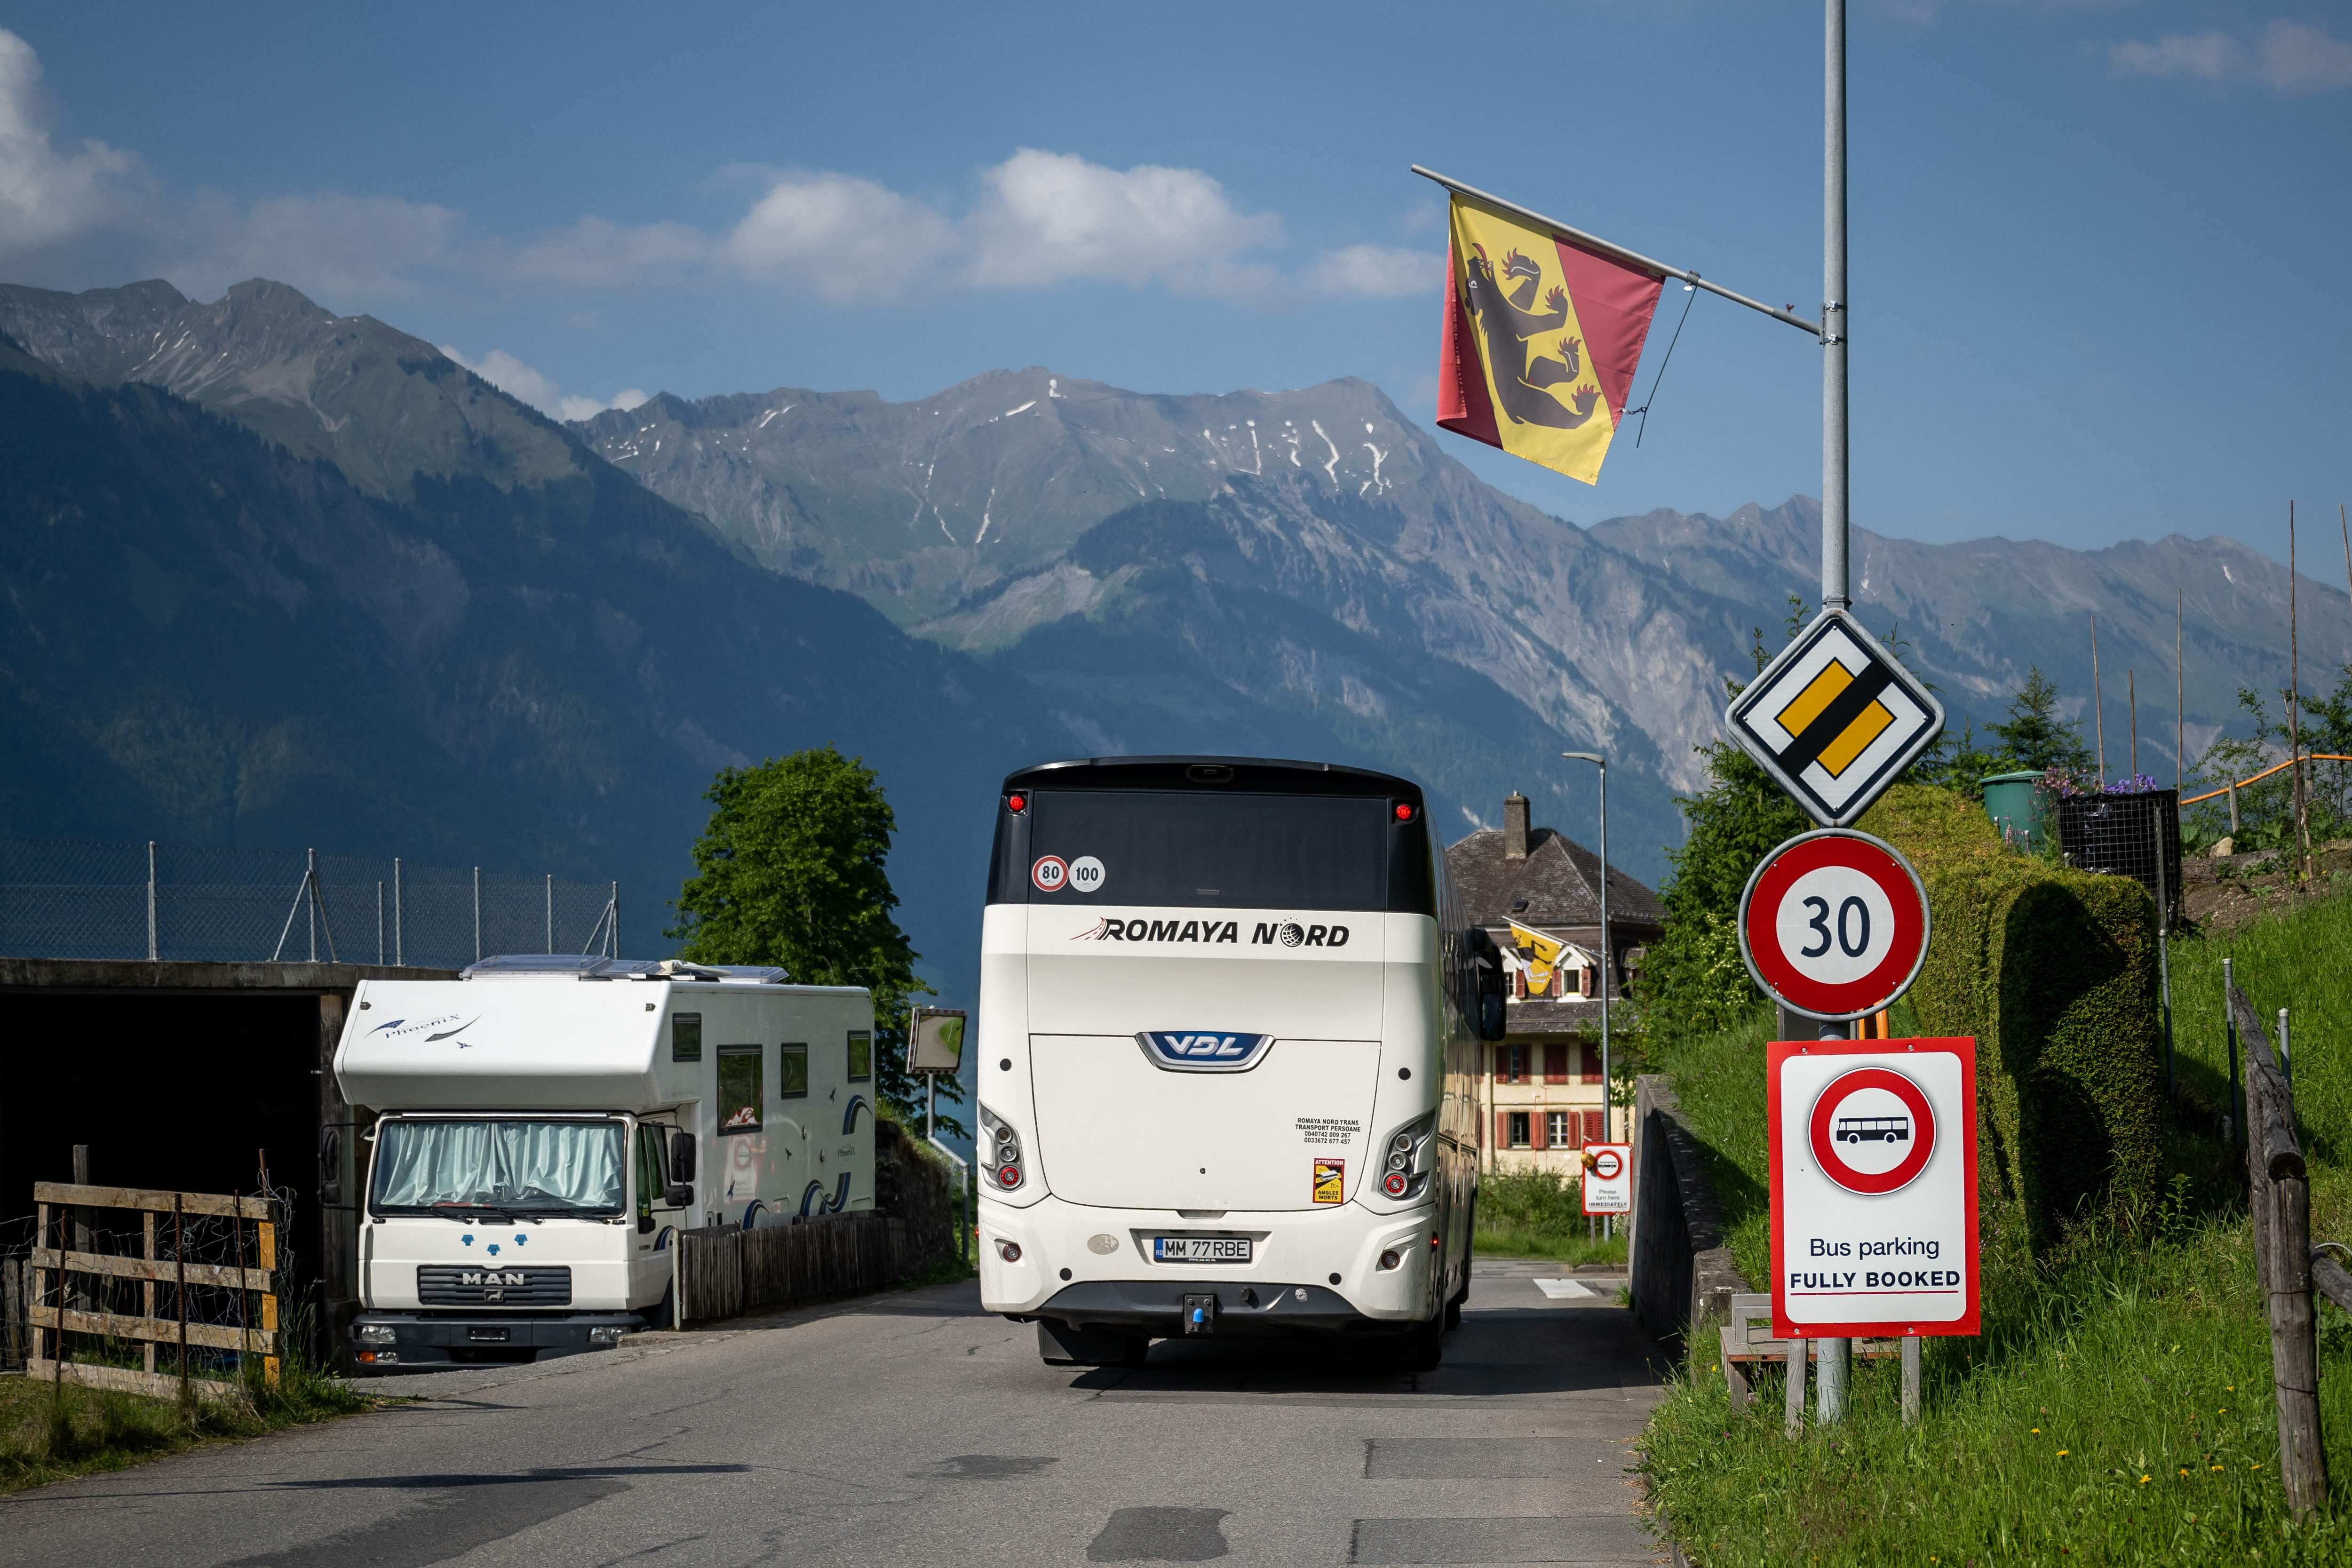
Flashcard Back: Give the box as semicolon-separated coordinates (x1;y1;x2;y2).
1005;790;1390;909
371;1119;626;1217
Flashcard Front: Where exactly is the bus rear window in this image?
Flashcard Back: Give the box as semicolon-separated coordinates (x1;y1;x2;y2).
1013;790;1388;910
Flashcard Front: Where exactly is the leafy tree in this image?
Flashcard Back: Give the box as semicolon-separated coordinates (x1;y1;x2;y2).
1986;666;2093;773
2186;670;2352;852
669;745;963;1136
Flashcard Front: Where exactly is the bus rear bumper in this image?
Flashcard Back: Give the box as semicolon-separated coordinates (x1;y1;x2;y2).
978;1197;1440;1324
1024;1279;1389;1337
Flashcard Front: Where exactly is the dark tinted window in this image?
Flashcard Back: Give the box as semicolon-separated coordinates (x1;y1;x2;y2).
1017;790;1387;910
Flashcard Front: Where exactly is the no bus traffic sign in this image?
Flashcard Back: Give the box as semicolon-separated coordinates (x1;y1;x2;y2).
1738;828;1930;1022
1770;1036;1979;1340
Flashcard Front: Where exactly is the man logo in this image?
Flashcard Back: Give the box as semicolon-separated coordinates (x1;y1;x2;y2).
1136;1030;1273;1074
460;1271;527;1287
1278;922;1306;947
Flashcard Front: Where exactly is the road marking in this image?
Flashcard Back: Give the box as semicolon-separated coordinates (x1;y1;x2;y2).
1533;1278;1595;1299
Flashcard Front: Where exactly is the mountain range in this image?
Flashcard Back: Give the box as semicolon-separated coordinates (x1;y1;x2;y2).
3;276;2345;1010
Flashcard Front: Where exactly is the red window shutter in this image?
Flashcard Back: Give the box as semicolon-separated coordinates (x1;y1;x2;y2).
1580;1043;1599;1084
1579;965;1594;998
1543;1045;1567;1084
1496;1110;1511;1149
1531;1108;1549;1149
1582;1109;1605;1146
1513;970;1527;1000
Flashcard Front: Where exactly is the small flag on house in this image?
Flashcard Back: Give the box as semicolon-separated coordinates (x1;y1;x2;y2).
1438;194;1664;484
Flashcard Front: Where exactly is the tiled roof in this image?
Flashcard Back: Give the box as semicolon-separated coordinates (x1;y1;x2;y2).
1445;826;1666;932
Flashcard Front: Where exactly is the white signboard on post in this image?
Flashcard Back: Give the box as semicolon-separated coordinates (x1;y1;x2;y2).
1579;1143;1631;1215
1769;1036;1978;1340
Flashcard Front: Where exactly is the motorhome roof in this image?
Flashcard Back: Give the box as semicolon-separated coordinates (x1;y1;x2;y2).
460;955;790;984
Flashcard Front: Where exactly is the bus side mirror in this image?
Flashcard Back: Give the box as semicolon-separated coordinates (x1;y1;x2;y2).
1478;986;1507;1042
664;1182;692;1208
1466;928;1508;1042
670;1130;696;1182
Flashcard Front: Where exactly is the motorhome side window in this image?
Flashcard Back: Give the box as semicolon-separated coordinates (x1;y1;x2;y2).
779;1043;809;1099
846;1031;871;1082
671;1013;702;1062
717;1046;763;1132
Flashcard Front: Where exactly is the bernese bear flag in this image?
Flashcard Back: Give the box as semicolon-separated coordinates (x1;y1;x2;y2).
1438;194;1665;485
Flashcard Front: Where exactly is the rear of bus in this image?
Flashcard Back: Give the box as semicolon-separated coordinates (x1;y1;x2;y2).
974;756;1479;1366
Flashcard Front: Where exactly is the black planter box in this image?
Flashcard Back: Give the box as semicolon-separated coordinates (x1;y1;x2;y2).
2056;788;2180;925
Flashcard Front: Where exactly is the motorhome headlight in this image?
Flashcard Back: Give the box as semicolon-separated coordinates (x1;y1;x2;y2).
356;1324;396;1345
589;1326;625;1346
978;1102;1025;1192
1374;1110;1438;1202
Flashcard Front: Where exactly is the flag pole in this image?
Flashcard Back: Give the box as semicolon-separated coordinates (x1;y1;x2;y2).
1408;166;1823;338
1822;0;1849;613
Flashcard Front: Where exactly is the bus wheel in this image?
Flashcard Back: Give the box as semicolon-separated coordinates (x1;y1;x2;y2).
1037;1320;1148;1368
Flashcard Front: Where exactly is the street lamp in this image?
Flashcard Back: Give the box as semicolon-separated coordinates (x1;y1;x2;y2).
1561;752;1611;1146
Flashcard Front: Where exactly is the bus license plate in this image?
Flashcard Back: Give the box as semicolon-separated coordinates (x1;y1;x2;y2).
1152;1236;1251;1264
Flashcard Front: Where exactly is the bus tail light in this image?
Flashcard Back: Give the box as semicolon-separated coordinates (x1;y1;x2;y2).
979;1102;1025;1192
1375;1111;1437;1203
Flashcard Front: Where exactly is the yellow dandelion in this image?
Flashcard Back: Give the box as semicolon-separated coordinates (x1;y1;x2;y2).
2031;1427;2041;1434
2211;1464;2224;1472
2138;1476;2150;1484
2057;1449;2070;1457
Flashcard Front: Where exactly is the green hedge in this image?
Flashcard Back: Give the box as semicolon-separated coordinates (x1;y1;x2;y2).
1859;786;2165;1256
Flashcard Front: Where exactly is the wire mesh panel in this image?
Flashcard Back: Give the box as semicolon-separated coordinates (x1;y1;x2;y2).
0;839;618;966
2057;788;2181;926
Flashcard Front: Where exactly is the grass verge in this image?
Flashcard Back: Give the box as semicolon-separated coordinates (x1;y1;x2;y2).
1474;1166;1629;1267
1;1356;370;1494
1638;886;2352;1564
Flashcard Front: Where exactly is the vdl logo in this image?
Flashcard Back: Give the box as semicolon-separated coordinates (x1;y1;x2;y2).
1136;1030;1273;1073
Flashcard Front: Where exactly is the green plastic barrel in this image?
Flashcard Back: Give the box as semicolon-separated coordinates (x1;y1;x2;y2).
1981;770;2047;850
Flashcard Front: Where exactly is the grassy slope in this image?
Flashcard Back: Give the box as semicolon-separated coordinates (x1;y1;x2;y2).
1638;890;2352;1565
1;1362;367;1494
1473;1167;1630;1267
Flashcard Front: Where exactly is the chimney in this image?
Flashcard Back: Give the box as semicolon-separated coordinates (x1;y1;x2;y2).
1503;792;1530;860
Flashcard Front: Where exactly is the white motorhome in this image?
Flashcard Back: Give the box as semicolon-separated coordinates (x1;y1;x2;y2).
976;757;1506;1369
332;955;875;1370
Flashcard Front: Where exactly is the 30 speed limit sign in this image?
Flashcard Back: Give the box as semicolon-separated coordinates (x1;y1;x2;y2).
1738;829;1929;1021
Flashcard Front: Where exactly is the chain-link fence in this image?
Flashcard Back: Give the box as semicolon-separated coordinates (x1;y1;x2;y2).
0;839;620;969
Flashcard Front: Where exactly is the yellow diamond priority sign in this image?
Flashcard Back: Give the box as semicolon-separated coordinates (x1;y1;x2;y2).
1725;608;1945;828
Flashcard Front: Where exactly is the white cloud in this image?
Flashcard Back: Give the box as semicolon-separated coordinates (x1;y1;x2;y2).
968;148;1284;294
1304;244;1438;301
0;28;143;253
2108;19;2352;92
2;24;1418;315
440;345;647;423
720;169;957;300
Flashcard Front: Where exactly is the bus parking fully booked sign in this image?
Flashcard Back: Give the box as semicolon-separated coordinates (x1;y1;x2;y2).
1769;1036;1978;1340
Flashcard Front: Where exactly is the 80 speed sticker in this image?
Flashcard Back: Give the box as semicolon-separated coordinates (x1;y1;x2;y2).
1032;854;1107;894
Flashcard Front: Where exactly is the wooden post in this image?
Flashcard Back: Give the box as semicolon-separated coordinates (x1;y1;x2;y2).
34;1200;53;1385
173;1193;190;1401
69;1146;89;1313
2268;1164;2326;1517
143;1211;156;1376
259;1209;280;1387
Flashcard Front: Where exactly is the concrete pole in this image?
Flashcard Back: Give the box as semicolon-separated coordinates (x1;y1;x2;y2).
1820;0;1849;613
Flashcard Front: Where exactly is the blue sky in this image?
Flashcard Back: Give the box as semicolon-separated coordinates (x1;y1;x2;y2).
1;1;2345;564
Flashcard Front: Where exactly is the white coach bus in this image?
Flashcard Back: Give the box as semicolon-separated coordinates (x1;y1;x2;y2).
976;756;1506;1369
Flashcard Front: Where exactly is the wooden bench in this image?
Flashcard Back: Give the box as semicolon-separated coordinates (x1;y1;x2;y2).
1717;1292;1899;1409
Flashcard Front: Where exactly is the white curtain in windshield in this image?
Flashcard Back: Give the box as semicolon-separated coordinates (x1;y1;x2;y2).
374;1120;625;1212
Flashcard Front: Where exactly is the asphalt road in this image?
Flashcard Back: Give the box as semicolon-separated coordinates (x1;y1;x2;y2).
2;1258;1667;1567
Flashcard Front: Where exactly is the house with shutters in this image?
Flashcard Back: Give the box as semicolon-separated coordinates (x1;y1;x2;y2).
1446;791;1667;1174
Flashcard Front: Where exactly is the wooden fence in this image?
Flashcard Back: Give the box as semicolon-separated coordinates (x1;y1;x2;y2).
26;1181;278;1402
2229;986;2352;1520
675;1211;918;1328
